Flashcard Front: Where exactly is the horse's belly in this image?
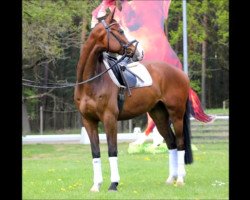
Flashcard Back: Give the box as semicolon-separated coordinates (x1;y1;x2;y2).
118;88;158;120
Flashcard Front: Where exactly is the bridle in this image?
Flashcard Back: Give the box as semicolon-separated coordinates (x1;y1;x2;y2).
101;20;139;57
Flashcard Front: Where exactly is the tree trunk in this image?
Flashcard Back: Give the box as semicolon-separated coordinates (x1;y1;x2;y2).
201;14;208;109
53;96;56;130
42;62;49;130
22;99;31;135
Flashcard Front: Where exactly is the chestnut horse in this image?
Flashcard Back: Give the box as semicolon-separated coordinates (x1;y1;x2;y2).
74;8;193;192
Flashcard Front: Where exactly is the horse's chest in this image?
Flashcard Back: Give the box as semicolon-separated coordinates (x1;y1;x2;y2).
80;95;106;118
80;96;97;114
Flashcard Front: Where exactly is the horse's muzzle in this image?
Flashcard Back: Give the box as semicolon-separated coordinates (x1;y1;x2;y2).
133;46;144;61
124;41;144;61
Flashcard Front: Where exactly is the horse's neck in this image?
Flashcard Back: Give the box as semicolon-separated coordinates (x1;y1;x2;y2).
77;37;102;82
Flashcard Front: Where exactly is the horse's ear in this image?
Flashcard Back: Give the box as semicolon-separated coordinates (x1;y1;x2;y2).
116;0;122;11
106;7;116;24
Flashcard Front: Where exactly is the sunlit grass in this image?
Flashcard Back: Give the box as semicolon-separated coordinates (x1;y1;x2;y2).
205;108;229;115
23;142;228;199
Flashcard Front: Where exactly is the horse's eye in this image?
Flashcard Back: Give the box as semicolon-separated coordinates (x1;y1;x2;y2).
119;29;124;35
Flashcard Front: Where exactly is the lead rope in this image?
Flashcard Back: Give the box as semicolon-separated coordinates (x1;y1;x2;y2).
22;54;128;89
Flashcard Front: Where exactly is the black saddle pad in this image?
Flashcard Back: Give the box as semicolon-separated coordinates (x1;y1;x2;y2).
106;55;137;88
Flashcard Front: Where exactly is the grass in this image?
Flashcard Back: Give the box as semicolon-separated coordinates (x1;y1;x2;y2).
204;108;229;115
23;142;228;199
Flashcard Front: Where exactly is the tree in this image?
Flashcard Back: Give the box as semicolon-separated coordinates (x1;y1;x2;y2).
168;0;228;108
22;0;101;132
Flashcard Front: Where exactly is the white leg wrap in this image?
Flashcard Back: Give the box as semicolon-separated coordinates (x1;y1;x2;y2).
166;149;178;184
92;158;103;186
109;157;120;183
169;149;178;177
177;150;186;178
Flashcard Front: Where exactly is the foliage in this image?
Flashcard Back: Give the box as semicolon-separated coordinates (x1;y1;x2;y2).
168;0;228;107
22;0;100;82
190;79;201;94
23;88;40;120
24;1;76;68
22;0;101;130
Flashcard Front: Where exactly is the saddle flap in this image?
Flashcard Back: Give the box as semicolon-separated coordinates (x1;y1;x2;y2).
103;52;152;88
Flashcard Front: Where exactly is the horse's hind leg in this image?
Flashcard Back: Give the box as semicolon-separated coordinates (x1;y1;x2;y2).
148;102;176;149
82;118;103;192
148;102;178;185
168;107;186;186
103;112;120;191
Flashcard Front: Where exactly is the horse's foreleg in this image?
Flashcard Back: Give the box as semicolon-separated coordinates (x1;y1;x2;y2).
103;113;120;191
83;118;103;192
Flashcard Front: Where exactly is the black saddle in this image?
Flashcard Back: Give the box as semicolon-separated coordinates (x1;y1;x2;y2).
106;54;137;89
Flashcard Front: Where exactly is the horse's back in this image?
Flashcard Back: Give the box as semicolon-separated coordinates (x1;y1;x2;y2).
141;60;190;107
141;60;190;89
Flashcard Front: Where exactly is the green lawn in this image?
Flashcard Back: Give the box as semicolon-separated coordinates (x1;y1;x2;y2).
205;108;229;115
23;142;228;199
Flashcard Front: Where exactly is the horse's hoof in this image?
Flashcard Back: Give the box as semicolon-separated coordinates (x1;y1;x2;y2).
166;176;177;185
176;177;185;186
90;184;101;192
108;182;118;191
176;181;185;186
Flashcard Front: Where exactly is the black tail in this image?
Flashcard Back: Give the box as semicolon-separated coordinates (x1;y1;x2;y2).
184;100;193;164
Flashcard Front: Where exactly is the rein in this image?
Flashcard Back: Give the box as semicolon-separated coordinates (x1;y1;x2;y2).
23;20;138;89
22;54;127;89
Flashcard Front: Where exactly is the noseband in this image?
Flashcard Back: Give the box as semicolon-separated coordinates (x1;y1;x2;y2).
101;20;138;56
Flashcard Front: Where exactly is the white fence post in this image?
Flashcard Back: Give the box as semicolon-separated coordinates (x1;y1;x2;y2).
80;127;90;144
40;106;43;135
129;119;132;133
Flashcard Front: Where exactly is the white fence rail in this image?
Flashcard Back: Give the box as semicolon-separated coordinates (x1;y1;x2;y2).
22;128;151;144
22;116;228;145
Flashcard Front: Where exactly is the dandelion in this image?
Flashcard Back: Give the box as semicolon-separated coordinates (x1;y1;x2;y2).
144;157;150;161
68;185;73;190
195;156;201;161
212;180;226;186
48;168;55;172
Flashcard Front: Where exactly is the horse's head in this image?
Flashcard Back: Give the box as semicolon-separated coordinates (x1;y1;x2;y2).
93;8;143;61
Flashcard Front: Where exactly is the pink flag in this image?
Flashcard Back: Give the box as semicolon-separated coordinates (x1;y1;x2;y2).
92;0;214;123
115;0;182;69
